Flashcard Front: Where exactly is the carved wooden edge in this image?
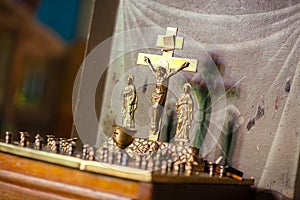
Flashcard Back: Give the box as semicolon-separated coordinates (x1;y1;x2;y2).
0;170;129;200
0;142;152;182
0;180;67;200
0;153;141;199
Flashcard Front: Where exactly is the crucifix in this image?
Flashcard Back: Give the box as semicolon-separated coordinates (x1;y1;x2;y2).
136;27;198;141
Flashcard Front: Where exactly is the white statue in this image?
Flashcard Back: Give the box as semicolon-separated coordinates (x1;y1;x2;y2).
175;83;193;144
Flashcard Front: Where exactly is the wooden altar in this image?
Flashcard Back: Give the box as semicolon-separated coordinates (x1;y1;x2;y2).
0;142;254;200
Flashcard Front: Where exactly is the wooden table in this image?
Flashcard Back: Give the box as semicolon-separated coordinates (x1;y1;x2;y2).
0;143;254;200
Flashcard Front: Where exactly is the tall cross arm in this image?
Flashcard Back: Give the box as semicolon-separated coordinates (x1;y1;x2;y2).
156;35;183;50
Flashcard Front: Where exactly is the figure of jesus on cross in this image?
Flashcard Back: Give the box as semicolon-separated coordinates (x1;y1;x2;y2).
137;27;198;141
144;56;190;138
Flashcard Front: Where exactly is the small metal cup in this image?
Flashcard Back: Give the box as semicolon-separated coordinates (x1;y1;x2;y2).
112;125;135;149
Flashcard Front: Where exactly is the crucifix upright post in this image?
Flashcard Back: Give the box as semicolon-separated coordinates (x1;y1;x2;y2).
137;27;198;141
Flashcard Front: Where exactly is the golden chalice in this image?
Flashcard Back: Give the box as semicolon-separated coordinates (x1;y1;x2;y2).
112;125;136;149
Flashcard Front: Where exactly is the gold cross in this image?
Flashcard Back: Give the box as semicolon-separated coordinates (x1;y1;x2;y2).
136;27;197;141
136;27;197;72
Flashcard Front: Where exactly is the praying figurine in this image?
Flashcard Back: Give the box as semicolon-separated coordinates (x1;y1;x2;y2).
144;56;189;137
67;141;76;156
122;75;138;128
34;134;43;150
5;131;12;144
175;83;194;145
19;132;29;147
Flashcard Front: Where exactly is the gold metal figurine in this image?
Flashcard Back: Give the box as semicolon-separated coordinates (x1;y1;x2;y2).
144;56;189;140
122;75;138;128
19;131;29;147
5;131;12;144
34;134;43;150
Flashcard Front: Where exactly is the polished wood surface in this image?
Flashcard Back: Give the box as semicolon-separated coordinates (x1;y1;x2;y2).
0;151;254;200
0;152;143;199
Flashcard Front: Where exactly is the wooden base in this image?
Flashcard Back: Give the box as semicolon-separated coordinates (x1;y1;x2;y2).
0;152;254;200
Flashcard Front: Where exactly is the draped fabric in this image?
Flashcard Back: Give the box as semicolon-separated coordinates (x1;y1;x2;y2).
99;0;300;198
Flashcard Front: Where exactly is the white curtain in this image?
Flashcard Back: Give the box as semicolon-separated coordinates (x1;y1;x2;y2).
99;1;300;198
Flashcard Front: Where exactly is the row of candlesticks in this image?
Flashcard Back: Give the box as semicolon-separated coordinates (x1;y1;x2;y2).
3;131;95;160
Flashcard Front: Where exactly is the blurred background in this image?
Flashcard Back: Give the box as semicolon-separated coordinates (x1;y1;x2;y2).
0;0;94;139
